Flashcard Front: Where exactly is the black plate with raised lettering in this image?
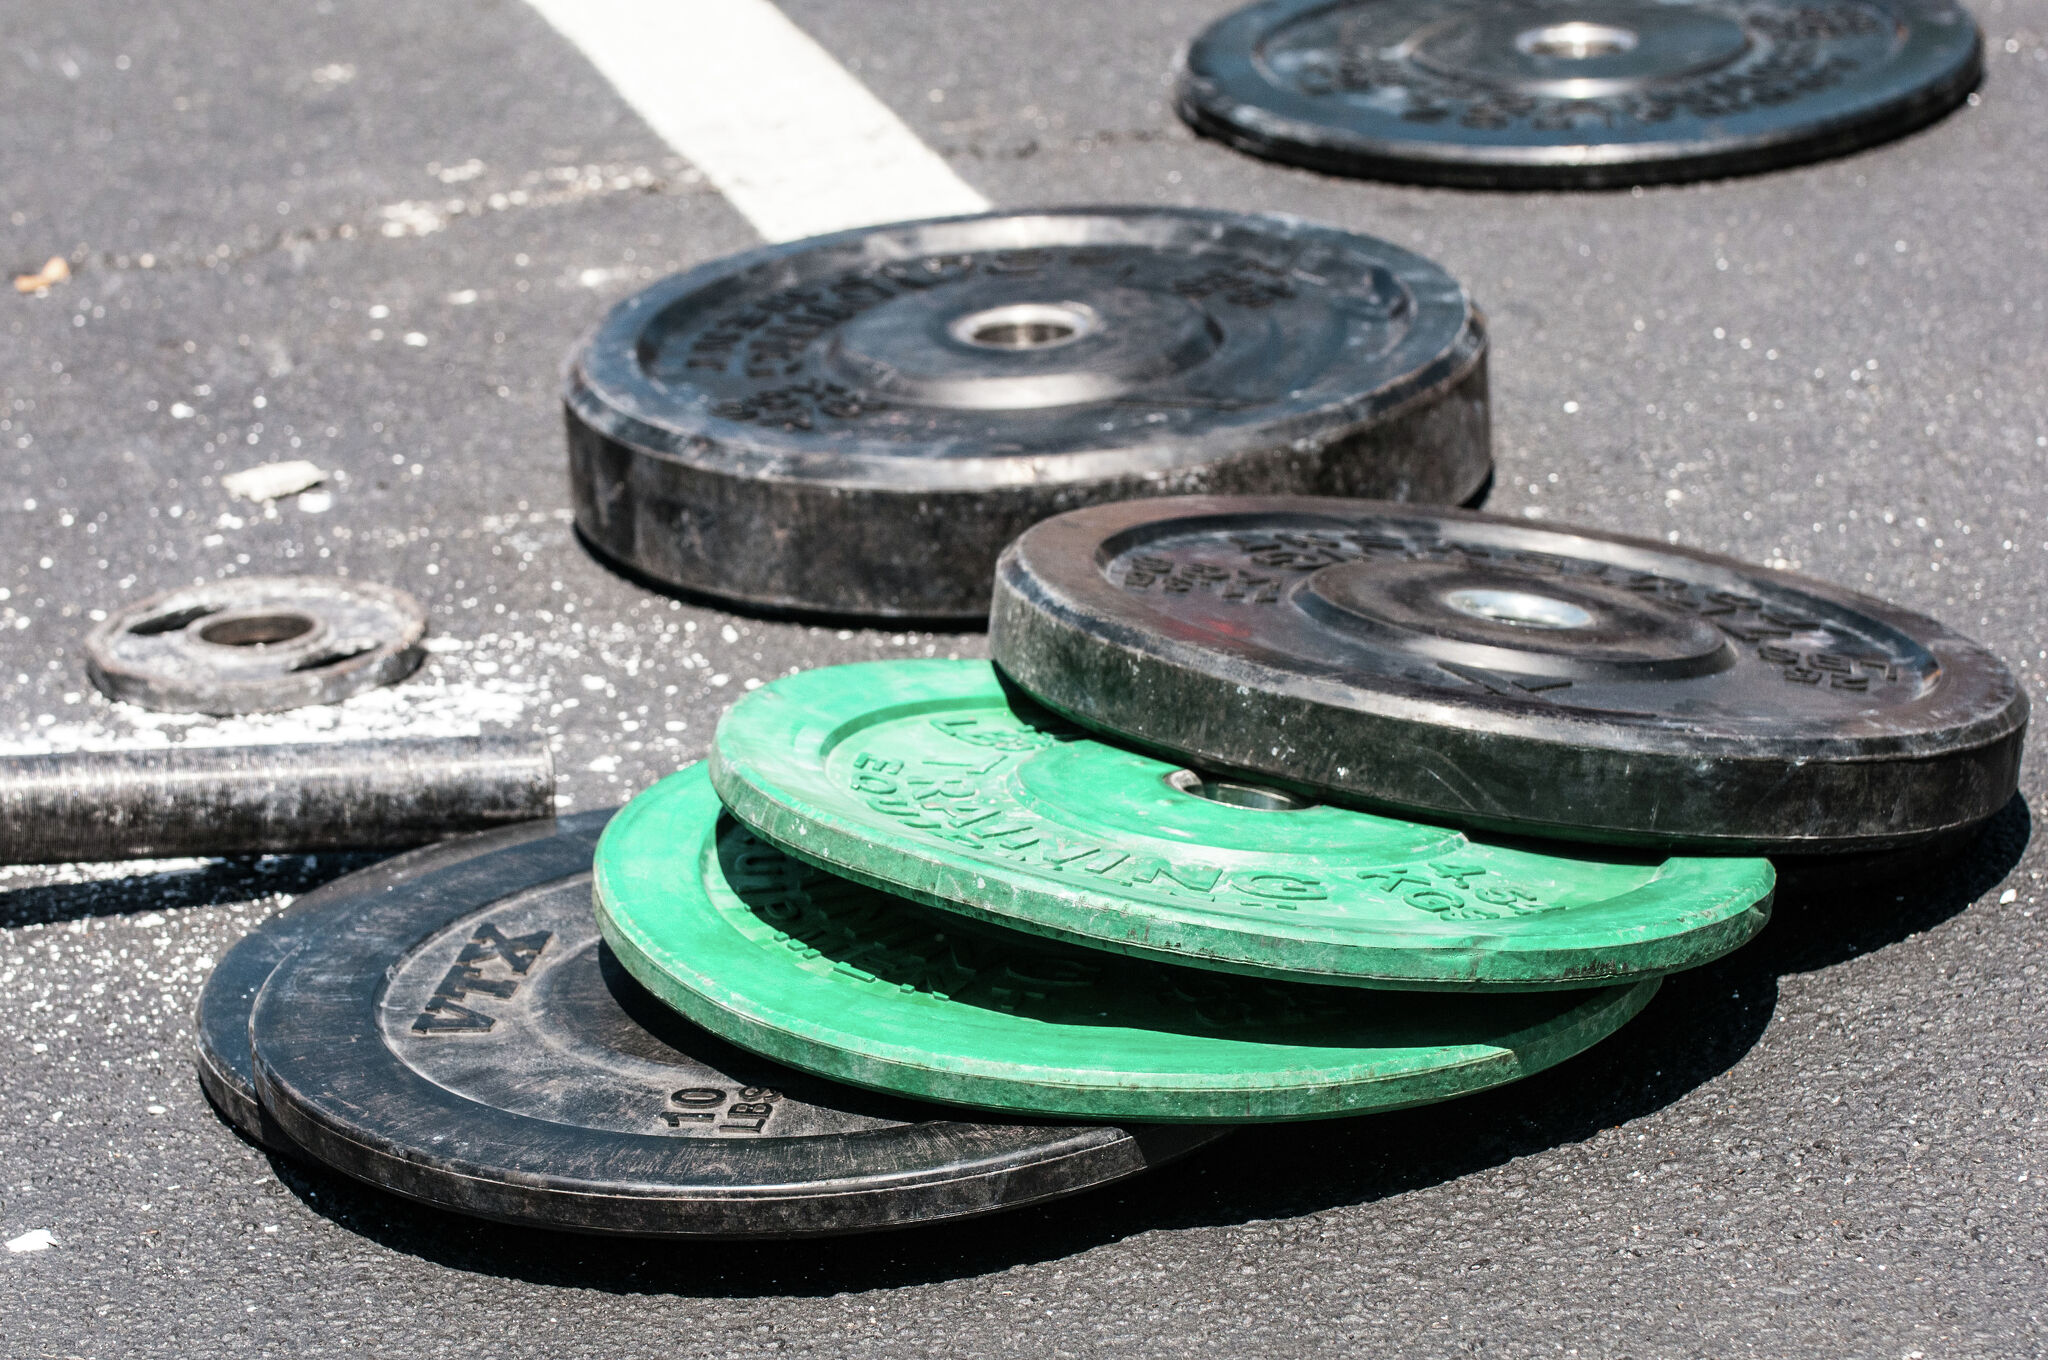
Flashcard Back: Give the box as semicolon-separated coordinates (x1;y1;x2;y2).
565;207;1489;620
991;497;2026;852
245;815;1221;1236
194;818;573;1149
1177;0;1982;189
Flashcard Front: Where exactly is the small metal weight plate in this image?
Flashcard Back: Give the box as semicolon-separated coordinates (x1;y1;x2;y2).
87;576;427;714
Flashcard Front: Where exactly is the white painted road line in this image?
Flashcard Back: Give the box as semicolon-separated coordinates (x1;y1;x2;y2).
524;0;991;242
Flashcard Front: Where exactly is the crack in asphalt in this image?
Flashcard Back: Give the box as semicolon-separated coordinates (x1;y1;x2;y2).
57;162;720;280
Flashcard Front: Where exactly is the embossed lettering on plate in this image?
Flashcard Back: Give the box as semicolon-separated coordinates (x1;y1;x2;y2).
380;882;900;1137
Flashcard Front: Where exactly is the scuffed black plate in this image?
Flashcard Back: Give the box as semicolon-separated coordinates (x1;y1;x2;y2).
565;206;1488;619
990;496;2025;852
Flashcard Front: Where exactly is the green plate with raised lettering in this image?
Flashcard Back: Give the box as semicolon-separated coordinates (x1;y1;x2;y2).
709;660;1773;991
594;764;1661;1122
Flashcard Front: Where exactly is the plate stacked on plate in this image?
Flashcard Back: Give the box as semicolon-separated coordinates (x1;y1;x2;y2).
198;496;2023;1239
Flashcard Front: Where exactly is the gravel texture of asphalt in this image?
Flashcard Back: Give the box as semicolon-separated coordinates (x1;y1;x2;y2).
1;1;2045;1356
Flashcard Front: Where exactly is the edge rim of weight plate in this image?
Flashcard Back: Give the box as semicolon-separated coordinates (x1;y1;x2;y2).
1173;0;1985;190
987;495;2028;852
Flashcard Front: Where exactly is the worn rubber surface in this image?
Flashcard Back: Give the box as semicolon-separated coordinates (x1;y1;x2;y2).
565;206;1489;619
990;497;2027;851
1178;0;1983;188
596;764;1659;1121
193;816;580;1148
85;576;427;714
246;809;1217;1236
707;659;1774;989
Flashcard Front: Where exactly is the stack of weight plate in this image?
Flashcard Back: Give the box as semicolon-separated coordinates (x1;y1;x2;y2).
587;496;2023;1153
195;496;2024;1240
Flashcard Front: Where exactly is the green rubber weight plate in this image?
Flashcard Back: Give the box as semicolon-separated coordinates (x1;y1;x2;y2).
594;764;1661;1122
708;660;1773;991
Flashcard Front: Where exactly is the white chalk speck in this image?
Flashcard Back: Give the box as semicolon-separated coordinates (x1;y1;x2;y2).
222;460;325;503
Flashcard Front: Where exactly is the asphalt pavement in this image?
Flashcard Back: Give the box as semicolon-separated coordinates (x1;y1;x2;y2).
2;0;2046;1355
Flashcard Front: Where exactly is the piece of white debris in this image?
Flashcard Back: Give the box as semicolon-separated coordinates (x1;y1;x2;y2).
6;1229;56;1253
2000;889;2019;905
222;460;326;503
13;257;69;295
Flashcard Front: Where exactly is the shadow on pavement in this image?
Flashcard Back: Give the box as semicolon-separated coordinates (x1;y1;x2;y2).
0;851;382;928
572;524;995;635
266;793;2029;1296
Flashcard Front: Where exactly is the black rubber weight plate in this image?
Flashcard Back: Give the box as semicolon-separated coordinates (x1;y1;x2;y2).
565;207;1489;620
1177;0;1982;189
990;497;2026;852
243;817;1221;1237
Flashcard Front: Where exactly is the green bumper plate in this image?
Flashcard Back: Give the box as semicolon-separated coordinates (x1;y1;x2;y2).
708;660;1773;991
594;765;1661;1122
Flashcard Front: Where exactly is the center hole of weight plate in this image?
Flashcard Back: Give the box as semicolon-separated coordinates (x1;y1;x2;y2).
197;611;318;647
1443;588;1596;630
949;302;1102;351
1514;21;1639;59
1166;768;1314;812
